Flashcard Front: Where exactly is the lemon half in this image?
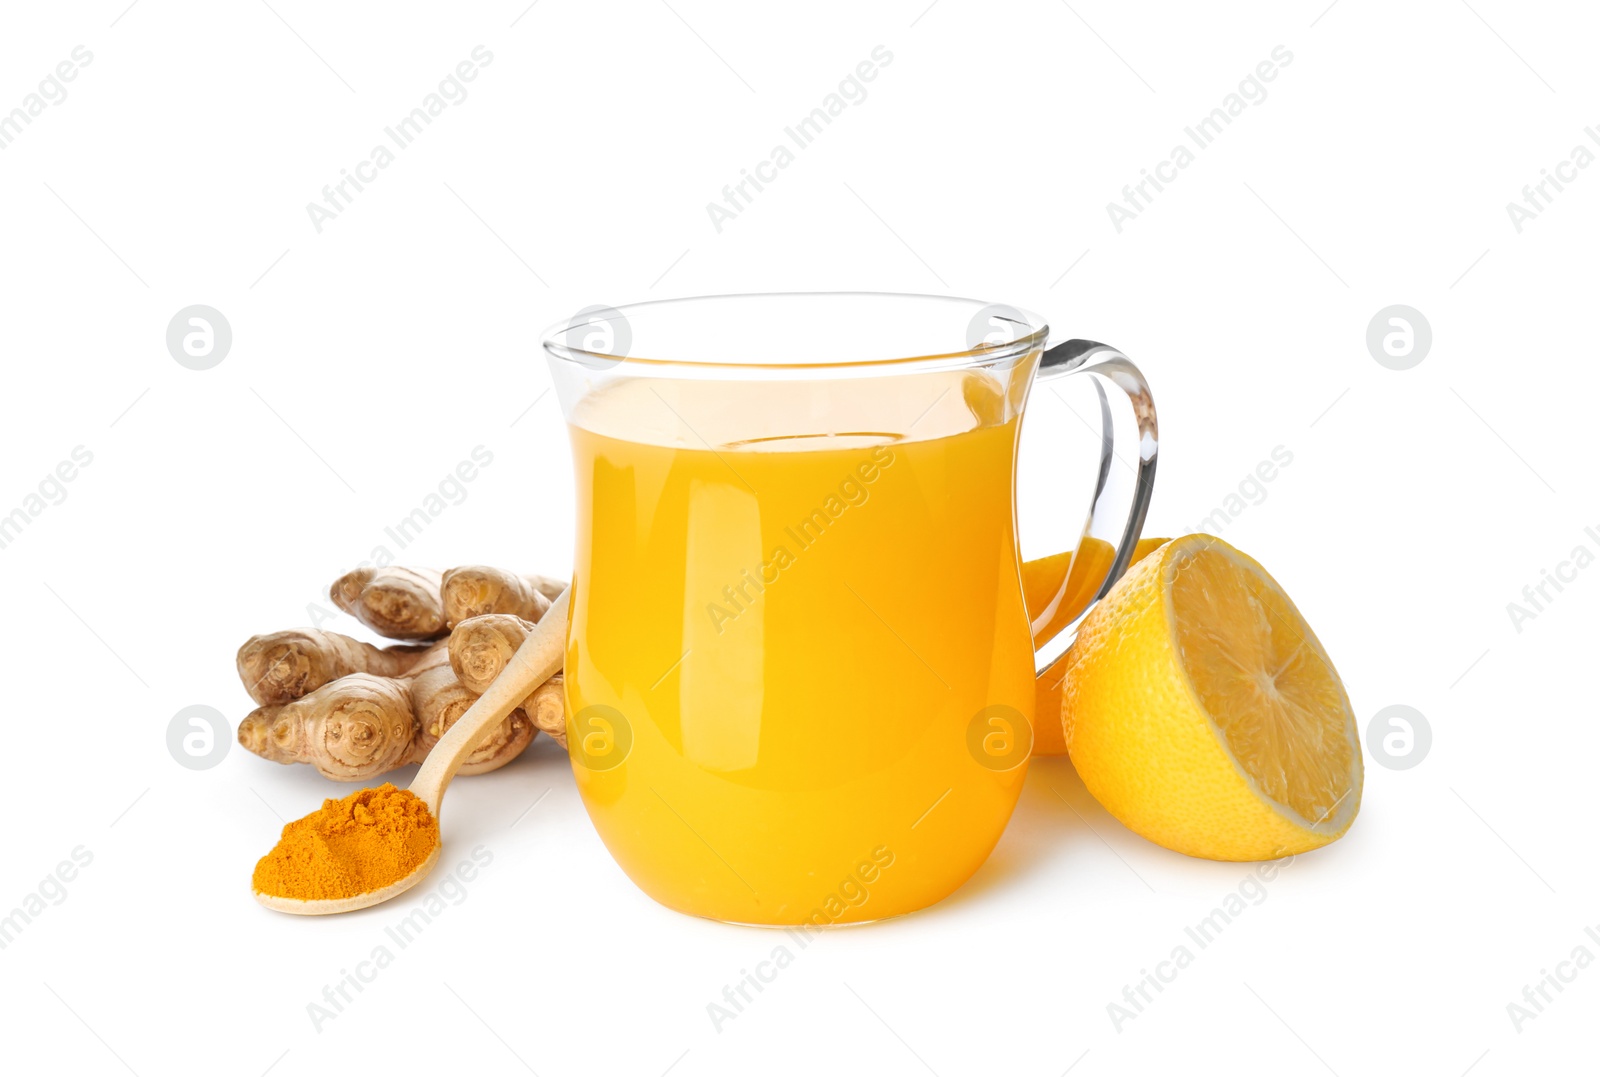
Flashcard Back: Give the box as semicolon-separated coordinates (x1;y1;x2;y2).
1026;536;1168;756
1062;534;1361;860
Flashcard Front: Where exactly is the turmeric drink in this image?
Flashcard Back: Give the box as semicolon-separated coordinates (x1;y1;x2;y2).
563;369;1036;924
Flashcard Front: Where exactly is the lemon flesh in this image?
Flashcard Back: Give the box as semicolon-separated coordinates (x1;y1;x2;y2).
1063;535;1361;860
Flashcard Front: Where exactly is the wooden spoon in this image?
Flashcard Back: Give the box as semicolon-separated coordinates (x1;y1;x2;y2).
254;590;570;915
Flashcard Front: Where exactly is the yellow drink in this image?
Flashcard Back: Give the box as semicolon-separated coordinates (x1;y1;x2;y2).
564;370;1035;924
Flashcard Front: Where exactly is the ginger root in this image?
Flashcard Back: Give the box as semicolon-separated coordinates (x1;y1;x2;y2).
237;629;429;706
238;566;570;779
441;566;561;628
239;672;420;780
331;567;448;640
237;643;534;781
448;613;568;747
524;676;567;748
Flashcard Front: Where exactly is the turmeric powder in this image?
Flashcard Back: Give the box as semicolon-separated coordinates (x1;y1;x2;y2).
252;784;438;901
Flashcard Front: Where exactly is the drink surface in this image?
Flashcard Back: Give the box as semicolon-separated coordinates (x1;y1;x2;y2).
565;369;1035;924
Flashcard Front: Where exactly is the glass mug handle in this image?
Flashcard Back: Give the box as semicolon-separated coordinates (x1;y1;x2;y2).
1029;339;1159;677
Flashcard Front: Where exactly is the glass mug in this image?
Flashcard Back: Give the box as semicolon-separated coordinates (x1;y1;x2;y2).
542;293;1157;925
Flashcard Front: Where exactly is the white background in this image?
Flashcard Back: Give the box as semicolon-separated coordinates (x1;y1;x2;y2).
1;1;1595;1073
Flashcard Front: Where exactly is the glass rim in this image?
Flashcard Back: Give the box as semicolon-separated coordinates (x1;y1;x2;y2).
539;291;1051;375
